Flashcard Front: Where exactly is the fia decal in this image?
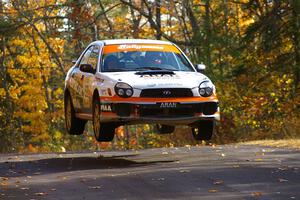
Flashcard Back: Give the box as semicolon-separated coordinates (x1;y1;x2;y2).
101;104;112;112
160;102;177;108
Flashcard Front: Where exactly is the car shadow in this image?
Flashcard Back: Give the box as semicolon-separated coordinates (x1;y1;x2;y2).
0;154;176;178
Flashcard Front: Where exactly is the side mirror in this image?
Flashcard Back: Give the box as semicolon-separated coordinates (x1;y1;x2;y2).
80;64;95;73
196;64;206;72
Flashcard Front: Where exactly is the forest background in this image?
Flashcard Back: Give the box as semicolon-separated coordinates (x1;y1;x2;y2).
0;0;299;153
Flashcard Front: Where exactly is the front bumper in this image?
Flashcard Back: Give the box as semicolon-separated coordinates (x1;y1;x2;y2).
99;99;220;125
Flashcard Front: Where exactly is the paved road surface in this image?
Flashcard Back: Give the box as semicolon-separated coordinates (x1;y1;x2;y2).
0;144;299;200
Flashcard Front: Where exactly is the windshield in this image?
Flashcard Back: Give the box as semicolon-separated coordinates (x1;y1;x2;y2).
101;44;195;72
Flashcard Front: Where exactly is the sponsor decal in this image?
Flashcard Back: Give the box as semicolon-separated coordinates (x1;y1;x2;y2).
157;83;183;86
117;44;164;51
103;44;180;54
160;102;177;108
101;104;112;112
141;74;180;79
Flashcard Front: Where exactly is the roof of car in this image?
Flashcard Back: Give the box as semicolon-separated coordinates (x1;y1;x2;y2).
90;39;173;46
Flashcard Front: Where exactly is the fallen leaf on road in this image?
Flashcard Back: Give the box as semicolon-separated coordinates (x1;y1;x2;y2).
80;179;87;183
251;192;262;197
254;158;263;161
208;189;218;193
213;180;224;185
89;186;101;189
35;192;48;196
20;187;29;190
57;176;67;180
1;177;8;181
152;178;165;181
50;188;56;191
221;153;226;157
233;165;240;168
161;151;168;155
278;166;288;171
278;178;288;183
179;170;190;173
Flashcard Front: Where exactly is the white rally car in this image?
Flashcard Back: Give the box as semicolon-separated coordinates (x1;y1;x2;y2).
64;39;219;142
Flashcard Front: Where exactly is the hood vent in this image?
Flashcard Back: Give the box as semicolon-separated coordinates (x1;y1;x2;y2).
135;70;175;76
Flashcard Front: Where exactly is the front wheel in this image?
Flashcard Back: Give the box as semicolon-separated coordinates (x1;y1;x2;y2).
192;121;214;141
92;97;115;142
64;93;86;135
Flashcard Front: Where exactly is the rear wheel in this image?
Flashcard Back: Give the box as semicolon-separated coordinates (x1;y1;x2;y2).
93;97;115;142
156;124;175;134
192;121;214;141
64;93;86;135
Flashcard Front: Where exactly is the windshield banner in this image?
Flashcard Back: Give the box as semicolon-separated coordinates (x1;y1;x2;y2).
103;44;180;54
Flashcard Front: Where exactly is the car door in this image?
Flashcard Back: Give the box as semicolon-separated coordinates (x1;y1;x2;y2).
71;46;93;112
82;45;100;114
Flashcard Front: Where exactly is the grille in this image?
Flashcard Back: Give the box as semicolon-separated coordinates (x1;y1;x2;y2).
139;102;218;118
140;107;194;118
140;88;193;98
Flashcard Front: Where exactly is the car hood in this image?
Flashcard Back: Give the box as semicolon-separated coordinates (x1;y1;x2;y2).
99;71;210;89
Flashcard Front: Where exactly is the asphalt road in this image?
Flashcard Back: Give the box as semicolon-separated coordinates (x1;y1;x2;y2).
0;144;299;200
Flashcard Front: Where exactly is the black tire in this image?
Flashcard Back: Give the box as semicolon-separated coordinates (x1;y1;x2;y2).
92;97;115;142
192;121;214;141
156;124;175;134
64;93;86;135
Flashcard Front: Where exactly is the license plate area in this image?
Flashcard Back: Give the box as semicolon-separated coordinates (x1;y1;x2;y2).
158;102;178;108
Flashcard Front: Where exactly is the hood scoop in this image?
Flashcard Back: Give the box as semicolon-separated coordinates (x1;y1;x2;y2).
135;70;175;76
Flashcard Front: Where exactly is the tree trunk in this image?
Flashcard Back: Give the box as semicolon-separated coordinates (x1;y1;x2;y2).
155;0;162;40
291;0;300;92
204;0;212;68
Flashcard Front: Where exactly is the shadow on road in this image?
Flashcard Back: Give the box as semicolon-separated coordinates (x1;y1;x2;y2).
0;155;176;178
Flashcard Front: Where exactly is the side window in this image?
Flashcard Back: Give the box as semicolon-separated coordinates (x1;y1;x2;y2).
87;45;100;72
79;46;93;67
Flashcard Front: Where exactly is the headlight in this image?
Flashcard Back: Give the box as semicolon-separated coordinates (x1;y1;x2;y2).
199;81;214;97
114;82;133;98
